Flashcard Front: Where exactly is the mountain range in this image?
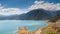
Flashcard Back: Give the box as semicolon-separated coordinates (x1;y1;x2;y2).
0;9;60;20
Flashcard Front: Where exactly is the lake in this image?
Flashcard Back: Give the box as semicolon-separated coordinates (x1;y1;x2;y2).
0;20;48;34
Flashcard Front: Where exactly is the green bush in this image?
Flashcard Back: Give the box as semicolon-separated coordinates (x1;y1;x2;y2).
57;29;60;32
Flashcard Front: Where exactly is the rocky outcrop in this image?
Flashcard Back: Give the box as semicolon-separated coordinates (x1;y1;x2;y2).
17;27;28;34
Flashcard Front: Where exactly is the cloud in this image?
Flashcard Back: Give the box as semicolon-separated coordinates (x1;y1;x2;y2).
1;0;60;15
0;8;24;15
0;4;28;15
28;1;60;10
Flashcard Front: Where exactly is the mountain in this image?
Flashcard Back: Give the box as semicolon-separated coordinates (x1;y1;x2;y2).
16;9;56;20
0;9;59;20
55;10;60;19
19;9;52;20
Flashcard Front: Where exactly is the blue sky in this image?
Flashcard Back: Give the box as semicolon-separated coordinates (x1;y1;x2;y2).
0;0;60;9
0;0;60;15
0;0;35;9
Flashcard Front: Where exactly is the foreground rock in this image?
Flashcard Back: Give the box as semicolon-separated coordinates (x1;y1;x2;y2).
17;27;28;34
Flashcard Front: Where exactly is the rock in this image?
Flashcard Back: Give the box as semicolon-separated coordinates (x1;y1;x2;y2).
17;26;28;34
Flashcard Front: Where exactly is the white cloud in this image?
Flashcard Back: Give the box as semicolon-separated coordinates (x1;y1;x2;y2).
28;1;60;10
0;4;28;15
1;0;60;16
0;8;25;15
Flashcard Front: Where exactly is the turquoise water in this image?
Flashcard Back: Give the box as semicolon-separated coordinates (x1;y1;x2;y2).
0;20;48;34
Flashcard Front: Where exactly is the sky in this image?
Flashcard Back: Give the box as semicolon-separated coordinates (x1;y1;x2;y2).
0;0;60;15
0;0;60;9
